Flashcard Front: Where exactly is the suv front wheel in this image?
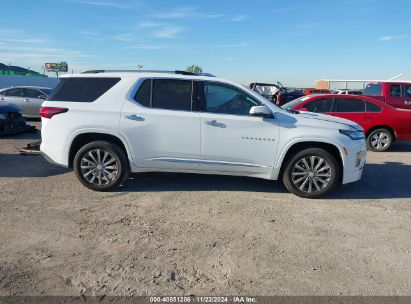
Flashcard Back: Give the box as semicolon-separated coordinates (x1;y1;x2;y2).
283;148;339;199
73;140;129;191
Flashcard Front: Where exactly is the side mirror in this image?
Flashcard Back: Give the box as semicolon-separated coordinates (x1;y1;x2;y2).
300;107;309;112
249;105;272;118
38;95;47;100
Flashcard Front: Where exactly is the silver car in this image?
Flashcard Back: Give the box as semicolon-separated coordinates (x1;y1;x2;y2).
0;86;53;118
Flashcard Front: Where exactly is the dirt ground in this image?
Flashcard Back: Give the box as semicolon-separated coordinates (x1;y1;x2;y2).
0;121;410;296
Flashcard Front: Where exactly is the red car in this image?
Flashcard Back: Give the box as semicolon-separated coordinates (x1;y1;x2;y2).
282;94;411;152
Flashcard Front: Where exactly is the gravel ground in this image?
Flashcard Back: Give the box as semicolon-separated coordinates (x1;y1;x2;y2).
0;121;410;296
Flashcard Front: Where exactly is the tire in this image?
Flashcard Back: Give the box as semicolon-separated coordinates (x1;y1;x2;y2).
282;148;339;199
366;128;392;152
73;140;129;191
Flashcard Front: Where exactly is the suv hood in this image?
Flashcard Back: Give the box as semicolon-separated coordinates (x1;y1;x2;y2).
297;111;363;130
0;101;21;113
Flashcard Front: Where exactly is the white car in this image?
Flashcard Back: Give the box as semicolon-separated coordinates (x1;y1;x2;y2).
40;71;366;198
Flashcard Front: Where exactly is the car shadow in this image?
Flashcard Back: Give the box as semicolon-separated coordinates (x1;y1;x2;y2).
121;172;287;193
0;154;70;178
1;152;411;199
120;161;411;199
0;129;41;140
329;161;411;200
388;141;411;152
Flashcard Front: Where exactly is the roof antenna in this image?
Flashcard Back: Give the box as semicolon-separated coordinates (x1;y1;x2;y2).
388;74;403;80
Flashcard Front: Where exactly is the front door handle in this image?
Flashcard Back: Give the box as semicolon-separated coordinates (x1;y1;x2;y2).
205;120;226;128
0;97;4;101
405;100;411;105
125;114;145;121
24;98;30;102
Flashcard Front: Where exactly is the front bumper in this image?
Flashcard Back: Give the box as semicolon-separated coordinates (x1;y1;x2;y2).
342;141;367;184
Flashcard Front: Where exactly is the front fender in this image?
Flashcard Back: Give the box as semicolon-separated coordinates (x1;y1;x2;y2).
271;137;346;180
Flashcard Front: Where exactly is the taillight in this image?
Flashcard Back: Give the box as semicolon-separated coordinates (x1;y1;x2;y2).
40;107;68;119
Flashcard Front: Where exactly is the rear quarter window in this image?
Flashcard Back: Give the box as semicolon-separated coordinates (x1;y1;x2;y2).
364;84;382;96
48;77;120;102
365;101;382;112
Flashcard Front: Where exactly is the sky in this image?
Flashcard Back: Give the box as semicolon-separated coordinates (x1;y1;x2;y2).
0;0;410;87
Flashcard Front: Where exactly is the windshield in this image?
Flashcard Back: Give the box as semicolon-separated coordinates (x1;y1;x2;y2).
281;96;311;110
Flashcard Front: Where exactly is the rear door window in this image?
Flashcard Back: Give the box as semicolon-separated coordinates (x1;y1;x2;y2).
152;79;193;111
335;98;365;112
304;98;333;113
48;77;120;102
5;88;24;97
25;88;42;98
390;85;401;97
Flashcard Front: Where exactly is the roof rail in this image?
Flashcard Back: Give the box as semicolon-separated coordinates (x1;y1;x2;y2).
81;69;215;77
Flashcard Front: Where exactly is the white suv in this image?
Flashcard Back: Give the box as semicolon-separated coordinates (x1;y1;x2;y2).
40;71;366;198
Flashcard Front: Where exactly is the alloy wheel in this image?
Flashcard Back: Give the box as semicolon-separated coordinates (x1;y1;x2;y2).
291;156;332;194
370;131;390;150
80;149;119;185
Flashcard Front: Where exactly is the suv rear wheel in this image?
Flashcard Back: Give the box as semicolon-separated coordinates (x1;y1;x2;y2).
283;148;339;199
73;140;129;191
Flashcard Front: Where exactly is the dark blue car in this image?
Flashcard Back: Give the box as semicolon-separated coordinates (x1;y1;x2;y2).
0;101;29;135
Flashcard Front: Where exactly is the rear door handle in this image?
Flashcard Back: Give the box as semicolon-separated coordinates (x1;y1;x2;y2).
205;120;226;128
0;97;4;101
405;100;411;105
125;114;145;121
24;98;30;102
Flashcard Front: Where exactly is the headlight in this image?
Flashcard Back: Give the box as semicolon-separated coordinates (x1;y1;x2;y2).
0;113;6;120
339;129;365;140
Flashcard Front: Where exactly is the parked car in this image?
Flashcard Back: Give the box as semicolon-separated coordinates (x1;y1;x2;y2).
250;82;305;105
363;82;411;110
40;70;366;198
282;94;411;152
334;89;363;95
0;101;29;135
304;88;331;95
0;86;53;118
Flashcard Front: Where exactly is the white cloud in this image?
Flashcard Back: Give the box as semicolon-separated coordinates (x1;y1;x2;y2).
136;21;163;29
230;15;247;22
153;26;183;39
64;0;138;9
151;6;223;19
0;37;48;44
78;30;101;36
379;35;409;42
213;42;250;48
295;22;321;29
111;32;136;41
124;44;166;50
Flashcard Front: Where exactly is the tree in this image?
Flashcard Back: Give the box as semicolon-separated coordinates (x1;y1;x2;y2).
186;65;203;73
